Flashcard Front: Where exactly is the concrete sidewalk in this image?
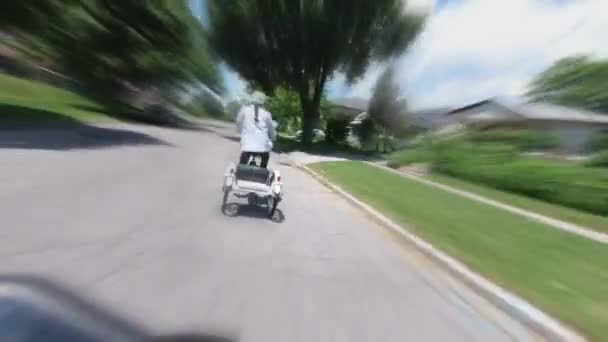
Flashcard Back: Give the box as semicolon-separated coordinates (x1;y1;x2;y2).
287;151;608;245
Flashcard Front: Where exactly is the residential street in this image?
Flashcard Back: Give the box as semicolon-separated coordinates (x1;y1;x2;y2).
0;122;541;341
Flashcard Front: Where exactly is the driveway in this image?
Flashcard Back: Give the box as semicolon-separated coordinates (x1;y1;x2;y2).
0;122;541;341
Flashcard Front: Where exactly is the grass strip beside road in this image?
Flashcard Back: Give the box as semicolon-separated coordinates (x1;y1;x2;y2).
310;161;608;341
427;173;608;234
0;74;114;123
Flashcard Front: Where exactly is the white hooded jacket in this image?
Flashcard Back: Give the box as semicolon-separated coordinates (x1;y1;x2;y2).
236;104;277;152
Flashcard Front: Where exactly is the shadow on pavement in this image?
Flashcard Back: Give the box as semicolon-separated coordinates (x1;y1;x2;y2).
0;105;170;151
219;134;240;143
223;202;285;223
151;333;237;342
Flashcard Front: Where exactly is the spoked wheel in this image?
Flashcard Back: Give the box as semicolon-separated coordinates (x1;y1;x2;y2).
267;196;279;220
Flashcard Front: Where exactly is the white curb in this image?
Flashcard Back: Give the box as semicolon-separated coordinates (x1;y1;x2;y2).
297;162;586;342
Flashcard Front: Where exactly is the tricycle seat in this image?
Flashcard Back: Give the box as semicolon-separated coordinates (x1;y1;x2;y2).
235;164;271;184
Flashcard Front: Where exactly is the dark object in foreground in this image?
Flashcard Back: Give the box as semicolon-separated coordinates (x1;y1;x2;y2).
0;275;236;342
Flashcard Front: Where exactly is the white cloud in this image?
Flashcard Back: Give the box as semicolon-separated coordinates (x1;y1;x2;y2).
404;0;435;15
221;64;247;100
413;72;529;109
341;0;608;110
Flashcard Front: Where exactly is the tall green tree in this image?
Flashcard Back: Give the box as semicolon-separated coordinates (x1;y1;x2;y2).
207;0;424;145
353;64;416;151
528;55;608;113
266;87;302;133
368;65;410;134
2;0;222;104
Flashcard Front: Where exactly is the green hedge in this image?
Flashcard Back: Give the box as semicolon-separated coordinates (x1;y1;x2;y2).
325;116;350;144
587;151;608;168
468;129;560;151
387;148;433;168
590;132;608;152
432;142;608;215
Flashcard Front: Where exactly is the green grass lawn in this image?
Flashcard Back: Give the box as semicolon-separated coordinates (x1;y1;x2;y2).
0;73;114;123
427;173;608;234
310;161;608;341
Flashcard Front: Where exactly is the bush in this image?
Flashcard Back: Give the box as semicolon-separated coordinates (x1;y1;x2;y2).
586;151;608;168
387;138;433;168
468;129;559;151
351;117;377;146
590;132;608;152
325;116;350;144
432;142;608;215
387;148;433;168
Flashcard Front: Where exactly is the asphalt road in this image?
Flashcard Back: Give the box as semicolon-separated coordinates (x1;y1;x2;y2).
0;122;541;341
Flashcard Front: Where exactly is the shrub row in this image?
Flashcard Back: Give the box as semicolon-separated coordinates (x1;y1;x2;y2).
432;142;608;215
587;151;608;168
386;148;433;168
325;116;350;144
590;132;608;152
468;129;560;151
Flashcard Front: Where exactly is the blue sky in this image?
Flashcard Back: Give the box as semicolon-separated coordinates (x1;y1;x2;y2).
190;0;608;110
189;0;244;99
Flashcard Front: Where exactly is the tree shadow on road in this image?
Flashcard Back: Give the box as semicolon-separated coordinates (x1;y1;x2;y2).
151;333;237;342
0;104;171;151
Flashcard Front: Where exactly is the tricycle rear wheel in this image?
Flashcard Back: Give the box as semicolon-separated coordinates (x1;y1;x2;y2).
222;190;238;216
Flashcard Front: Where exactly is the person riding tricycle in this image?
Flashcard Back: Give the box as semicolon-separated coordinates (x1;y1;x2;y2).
221;91;282;220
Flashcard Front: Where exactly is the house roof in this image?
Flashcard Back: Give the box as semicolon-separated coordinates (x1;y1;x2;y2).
330;97;369;112
409;107;455;129
447;97;608;125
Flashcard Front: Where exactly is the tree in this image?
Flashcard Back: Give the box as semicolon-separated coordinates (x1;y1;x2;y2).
266;87;302;133
363;64;411;152
325;116;350;144
369;65;410;131
2;0;222;105
0;1;72;33
528;55;608;113
182;87;226;119
207;0;424;145
351;116;377;149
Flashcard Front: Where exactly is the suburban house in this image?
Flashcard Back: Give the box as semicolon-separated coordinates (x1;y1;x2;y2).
439;97;608;153
330;97;369;118
408;107;455;130
330;97;451;131
329;97;370;141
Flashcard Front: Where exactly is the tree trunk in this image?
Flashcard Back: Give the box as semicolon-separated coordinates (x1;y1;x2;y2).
301;101;319;146
300;94;321;146
298;67;327;146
